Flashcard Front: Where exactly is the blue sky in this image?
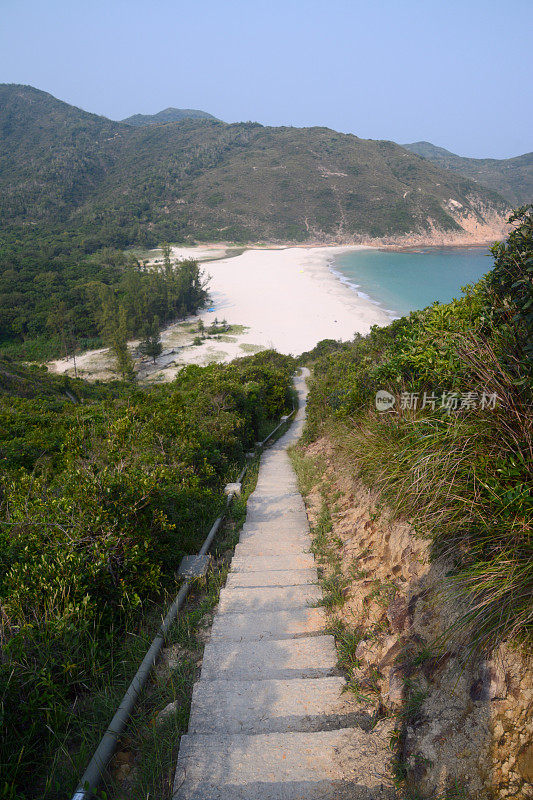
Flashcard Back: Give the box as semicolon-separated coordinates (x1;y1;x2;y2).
1;0;531;158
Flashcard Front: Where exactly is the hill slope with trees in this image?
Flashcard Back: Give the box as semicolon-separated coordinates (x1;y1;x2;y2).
1;84;510;246
121;107;218;126
402;140;533;206
0;84;519;356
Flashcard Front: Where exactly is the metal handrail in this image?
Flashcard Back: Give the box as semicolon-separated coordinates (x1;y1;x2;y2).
70;405;296;800
258;406;296;448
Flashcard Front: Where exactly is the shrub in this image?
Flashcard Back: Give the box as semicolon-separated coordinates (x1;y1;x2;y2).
305;209;532;651
0;350;294;797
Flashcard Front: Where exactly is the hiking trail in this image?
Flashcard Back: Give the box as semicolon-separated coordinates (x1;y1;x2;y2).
172;368;396;799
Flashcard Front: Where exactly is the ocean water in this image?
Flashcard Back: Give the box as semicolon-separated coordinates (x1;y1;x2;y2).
331;246;492;318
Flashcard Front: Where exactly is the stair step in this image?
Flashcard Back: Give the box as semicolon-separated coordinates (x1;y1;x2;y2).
246;492;303;507
217;584;321;614
234;539;310;557
225;568;317;589
241;520;309;535
210;606;326;640
245;505;306;520
173;726;397;799
200;635;337;681
241;519;310;535
230;554;316;572
253;486;300;495
188;677;371;734
239;529;311;546
244;509;309;525
255;478;299;486
255;480;299;488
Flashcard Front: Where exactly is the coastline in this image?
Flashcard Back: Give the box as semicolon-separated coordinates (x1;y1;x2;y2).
47;234;499;381
48;245;390;380
327;242;492;321
326;257;400;320
369;227;505;249
377;242;491;254
144;216;506;260
187;245;391;356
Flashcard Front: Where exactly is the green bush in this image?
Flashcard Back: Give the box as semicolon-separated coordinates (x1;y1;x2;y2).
0;350;294;797
305;208;532;651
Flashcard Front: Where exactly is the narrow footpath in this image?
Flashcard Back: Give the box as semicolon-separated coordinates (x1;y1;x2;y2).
172;369;396;799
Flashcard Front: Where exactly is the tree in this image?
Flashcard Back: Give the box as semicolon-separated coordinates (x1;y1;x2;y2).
122;259;146;333
92;283;118;344
103;302;134;381
139;318;163;364
46;301;71;360
175;259;209;315
161;243;174;321
113;338;134;381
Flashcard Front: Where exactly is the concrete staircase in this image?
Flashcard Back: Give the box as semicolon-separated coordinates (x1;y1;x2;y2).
172;369;396;799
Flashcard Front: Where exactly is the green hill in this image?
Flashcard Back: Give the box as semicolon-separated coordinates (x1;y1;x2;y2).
402;141;533;206
121;106;218;126
0;84;510;247
0;84;122;227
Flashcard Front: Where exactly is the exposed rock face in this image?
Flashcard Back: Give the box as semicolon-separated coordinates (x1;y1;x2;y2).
298;435;532;800
386;595;409;634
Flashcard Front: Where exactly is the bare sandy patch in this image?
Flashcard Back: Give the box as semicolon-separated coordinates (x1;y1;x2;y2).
48;245;389;380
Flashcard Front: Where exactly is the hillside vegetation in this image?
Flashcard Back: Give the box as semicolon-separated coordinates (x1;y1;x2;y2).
0;84;513;355
302;207;532;650
402;141;533;206
0;238;207;362
121;107;218;126
1;84;509;247
0;350;295;798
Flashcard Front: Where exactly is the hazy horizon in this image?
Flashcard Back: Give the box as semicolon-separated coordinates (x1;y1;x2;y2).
1;0;531;160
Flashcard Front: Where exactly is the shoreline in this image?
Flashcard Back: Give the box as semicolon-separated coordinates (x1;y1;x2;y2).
47;236;498;381
376;242;492;254
167;222;505;254
191;245;391;356
326;259;400;320
136;218;505;264
48;245;389;380
326;242;492;321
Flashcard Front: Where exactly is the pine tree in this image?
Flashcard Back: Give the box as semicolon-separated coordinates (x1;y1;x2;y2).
46;301;71;359
106;303;134;381
139;317;163;363
161;243;173;321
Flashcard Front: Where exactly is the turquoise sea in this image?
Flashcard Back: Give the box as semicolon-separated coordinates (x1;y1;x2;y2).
330;246;492;318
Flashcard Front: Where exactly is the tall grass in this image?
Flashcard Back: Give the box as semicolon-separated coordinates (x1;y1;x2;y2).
322;332;531;649
301;208;532;651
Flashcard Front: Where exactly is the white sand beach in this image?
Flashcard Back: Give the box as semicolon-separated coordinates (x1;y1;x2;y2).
49;246;391;381
192;246;390;355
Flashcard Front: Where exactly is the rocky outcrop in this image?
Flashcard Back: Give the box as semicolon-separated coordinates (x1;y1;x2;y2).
297;435;532;799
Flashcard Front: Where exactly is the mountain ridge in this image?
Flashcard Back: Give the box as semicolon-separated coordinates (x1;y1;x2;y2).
121;106;218;126
0;84;512;249
401;140;532;206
